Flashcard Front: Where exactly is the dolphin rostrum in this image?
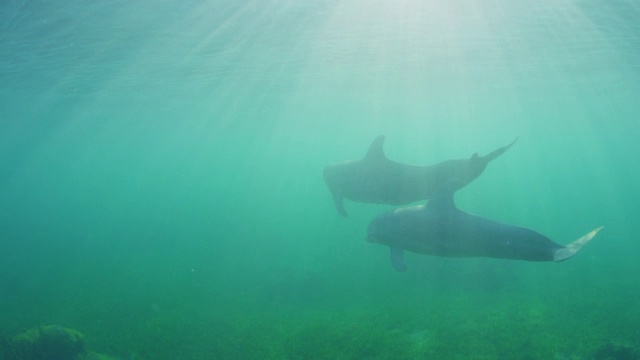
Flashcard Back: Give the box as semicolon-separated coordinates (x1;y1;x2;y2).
323;136;517;216
366;180;603;271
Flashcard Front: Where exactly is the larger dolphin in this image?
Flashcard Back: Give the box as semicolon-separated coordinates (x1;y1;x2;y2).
366;180;603;271
323;136;517;216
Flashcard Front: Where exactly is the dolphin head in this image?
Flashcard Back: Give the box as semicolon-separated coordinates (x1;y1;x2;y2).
323;160;360;192
366;210;401;245
323;162;353;216
366;212;387;243
322;164;342;191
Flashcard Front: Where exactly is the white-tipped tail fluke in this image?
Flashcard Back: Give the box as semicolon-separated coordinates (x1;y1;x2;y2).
553;226;604;262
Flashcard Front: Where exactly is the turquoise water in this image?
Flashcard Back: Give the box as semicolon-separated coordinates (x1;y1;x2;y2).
1;0;639;359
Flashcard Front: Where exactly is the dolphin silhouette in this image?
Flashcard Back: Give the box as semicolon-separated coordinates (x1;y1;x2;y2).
366;180;603;271
323;136;517;216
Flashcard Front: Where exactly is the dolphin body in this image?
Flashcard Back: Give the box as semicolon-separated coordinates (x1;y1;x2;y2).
366;181;603;271
323;136;517;216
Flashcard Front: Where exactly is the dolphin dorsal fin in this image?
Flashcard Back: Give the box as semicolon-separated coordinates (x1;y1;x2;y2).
364;135;387;161
427;179;460;210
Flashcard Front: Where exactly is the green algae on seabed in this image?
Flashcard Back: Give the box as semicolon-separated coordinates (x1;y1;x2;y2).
77;352;126;360
2;325;85;360
592;341;640;360
0;325;132;360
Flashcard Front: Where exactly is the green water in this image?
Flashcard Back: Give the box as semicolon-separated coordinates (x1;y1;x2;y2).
1;0;639;359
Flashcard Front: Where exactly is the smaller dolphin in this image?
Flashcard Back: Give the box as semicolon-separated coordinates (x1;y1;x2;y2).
366;180;603;271
323;136;517;216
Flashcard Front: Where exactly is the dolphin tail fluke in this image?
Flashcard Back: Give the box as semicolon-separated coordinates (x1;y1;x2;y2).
483;137;519;163
553;226;603;262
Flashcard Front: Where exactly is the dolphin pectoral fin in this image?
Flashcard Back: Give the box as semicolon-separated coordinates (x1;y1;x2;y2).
483;137;519;163
332;193;348;217
390;247;407;272
553;226;604;262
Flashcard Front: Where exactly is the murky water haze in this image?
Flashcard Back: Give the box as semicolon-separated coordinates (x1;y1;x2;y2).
1;0;639;359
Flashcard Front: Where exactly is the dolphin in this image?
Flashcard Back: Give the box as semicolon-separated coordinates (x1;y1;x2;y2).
366;180;603;271
323;136;517;216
